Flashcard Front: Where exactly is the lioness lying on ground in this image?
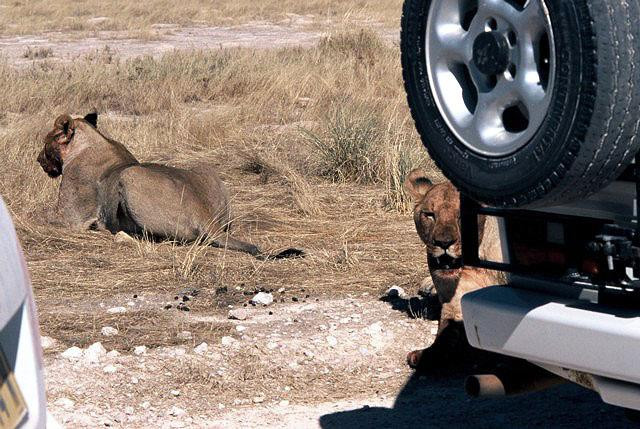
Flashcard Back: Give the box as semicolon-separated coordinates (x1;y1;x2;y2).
37;113;304;259
404;169;505;371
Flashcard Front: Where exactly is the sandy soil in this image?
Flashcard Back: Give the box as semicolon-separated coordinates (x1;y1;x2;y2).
0;21;397;67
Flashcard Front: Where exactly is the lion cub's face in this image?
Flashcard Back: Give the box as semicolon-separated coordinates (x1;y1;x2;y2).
37;113;98;178
405;170;465;280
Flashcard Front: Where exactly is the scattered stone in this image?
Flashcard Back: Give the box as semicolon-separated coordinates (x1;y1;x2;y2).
103;364;118;374
279;400;290;407
83;342;107;364
114;231;135;244
176;331;192;340
106;350;120;358
164;304;173;310
218;404;225;410
40;336;57;350
141;401;150;409
61;346;83;361
283;386;291;392
176;302;190;312
127;301;136;307
267;342;278;350
133;346;147;355
107;307;127;314
228;308;249;321
326;336;338;347
292;297;299;302
171;389;180;397
221;336;236;347
253;396;265;404
250;292;274;306
277;287;286;293
215;286;228;295
303;350;314;359
366;322;384;337
194;342;208;355
54;397;75;410
167;406;186;417
131;376;139;384
383;285;408;300
124;406;134;415
236;325;246;332
101;326;119;337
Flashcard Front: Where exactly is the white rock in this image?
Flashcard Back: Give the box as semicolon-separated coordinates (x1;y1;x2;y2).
326;336;338;347
283;386;291;392
279;400;290;407
54;397;75;410
303;350;314;358
83;342;107;364
106;350;120;358
253;396;265;404
366;322;384;337
384;285;408;299
176;331;192;340
103;364;118;374
41;336;57;350
267;342;278;350
250;292;274;306
133;346;147;355
127;301;136;307
228;309;249;321
101;326;119;337
221;336;236;347
131;376;139;384
194;342;208;355
218;403;225;410
140;401;150;409
167;406;186;417
61;346;83;361
124;406;134;415
277;287;286;293
170;422;186;428
171;389;180;397
107;307;127;314
236;325;246;332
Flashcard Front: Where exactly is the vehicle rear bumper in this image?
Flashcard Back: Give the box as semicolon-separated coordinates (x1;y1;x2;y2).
461;286;640;386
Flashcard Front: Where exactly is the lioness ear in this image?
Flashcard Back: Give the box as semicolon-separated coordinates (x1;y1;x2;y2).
84;112;98;128
404;169;433;201
53;114;75;142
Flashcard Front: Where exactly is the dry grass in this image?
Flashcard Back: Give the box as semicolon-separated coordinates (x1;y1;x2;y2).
0;28;437;352
0;0;403;35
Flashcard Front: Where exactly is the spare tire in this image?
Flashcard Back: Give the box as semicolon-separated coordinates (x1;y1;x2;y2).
401;0;640;207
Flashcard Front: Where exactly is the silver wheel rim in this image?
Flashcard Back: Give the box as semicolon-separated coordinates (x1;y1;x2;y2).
426;0;556;157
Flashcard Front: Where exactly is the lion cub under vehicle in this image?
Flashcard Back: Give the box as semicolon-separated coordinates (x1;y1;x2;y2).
37;113;303;259
404;169;505;371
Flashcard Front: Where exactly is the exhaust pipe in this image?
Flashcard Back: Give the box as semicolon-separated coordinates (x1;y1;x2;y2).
465;363;565;398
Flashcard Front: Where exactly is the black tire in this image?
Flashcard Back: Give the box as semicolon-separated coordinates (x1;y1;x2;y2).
402;0;640;207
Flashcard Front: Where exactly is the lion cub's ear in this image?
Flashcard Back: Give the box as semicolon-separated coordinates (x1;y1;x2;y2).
84;112;98;128
404;169;433;201
53;114;75;143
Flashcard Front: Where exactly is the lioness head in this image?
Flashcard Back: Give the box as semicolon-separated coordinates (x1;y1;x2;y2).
405;169;469;281
37;112;98;177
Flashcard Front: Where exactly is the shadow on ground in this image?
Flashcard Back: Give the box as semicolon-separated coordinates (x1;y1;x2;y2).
319;372;636;428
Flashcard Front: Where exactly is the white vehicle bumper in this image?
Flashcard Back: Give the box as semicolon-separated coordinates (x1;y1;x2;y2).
462;286;640;409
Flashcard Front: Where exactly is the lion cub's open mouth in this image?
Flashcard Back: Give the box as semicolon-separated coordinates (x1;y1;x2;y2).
429;253;463;273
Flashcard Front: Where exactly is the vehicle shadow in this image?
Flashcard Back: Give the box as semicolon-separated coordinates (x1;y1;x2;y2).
319;371;636;428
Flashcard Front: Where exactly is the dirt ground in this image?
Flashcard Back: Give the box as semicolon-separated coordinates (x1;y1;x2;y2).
1;10;636;429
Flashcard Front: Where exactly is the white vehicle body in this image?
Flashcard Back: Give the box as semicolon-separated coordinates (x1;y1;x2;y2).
0;197;48;428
